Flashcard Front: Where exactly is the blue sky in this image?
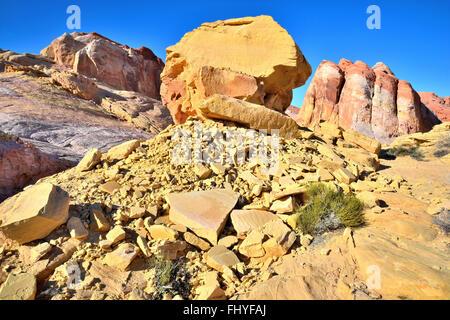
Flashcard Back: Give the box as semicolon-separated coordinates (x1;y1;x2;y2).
1;0;449;107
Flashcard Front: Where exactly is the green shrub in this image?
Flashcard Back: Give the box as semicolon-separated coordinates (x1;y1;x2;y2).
153;255;191;300
387;144;424;160
296;183;365;235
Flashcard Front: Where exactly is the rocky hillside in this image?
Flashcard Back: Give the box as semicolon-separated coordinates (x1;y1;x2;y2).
0;15;448;301
0;35;173;200
295;59;444;143
418;92;450;122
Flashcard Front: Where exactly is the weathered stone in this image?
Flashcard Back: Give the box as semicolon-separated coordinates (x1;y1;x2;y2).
128;207;146;219
30;242;52;262
67;217;89;240
167;189;239;245
217;235;238;248
205;246;240;272
76;148;102;172
90;204;110;232
42;32;164;99
103;243;138;271
156;240;187;260
270;197;294;214
0;183;69;244
356;192;381;208
147;225;178;241
230;210;280;235
0;273;37;300
194;165;212;179
136;236;151;257
161;15;311;124
333;168;357;184
239;230;266;258
51;69;97;100
99;181;121;194
105;226;126;244
184;232;211;251
342;129;381;155
198;95;301;139
105;140;140;161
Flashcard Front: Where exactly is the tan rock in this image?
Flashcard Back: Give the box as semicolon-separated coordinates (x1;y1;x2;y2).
128;207;146;219
317;168;335;182
239;230;266;258
106;226;126;244
167;189;239;245
194;165;212;179
230;210;280;235
356;192;381;208
218;235;238;248
136;236;151;257
0;273;37;300
99;181;121;194
156;240;187;260
198;95;301;139
184;232;211;251
271;185;306;201
103;243;138;271
90;205;110;232
30;242;52;262
319;122;342;138
338;147;380;171
76;148;102;172
211;163;227;175
161;15;311;124
0;183;69;244
105;140;140;161
196;284;226;300
332;168;357;184
67;217;89;240
205;245;240;273
270;197;294;214
342;129;381;155
147;225;178;241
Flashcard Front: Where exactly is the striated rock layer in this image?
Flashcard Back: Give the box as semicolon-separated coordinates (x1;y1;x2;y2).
418;92;450;123
161;15;311;124
0;132;71;202
41;32;164;99
296;59;442;142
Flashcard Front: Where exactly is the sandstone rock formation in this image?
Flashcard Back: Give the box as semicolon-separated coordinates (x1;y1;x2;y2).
418;92;450;122
296;59;442;142
0;131;71;201
41;32;164;99
161;15;311;124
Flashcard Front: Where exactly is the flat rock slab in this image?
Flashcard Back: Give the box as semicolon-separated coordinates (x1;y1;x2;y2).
0;273;37;300
167;189;239;245
0;183;69;244
230;210;280;235
205;245;240;272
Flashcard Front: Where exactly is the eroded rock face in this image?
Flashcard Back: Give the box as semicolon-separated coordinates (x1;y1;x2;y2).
41;32;164;99
418;92;450;123
0;132;72;202
161;15;311;124
296;59;442;142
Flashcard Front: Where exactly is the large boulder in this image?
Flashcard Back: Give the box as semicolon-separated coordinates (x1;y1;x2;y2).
0;183;69;244
160;15;312;124
296;59;442;143
41;32;164;99
0;132;72;202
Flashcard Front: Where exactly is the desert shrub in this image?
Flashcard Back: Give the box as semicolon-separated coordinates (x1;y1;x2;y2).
386;144;424;160
296;183;365;235
433;135;450;158
153;256;191;300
